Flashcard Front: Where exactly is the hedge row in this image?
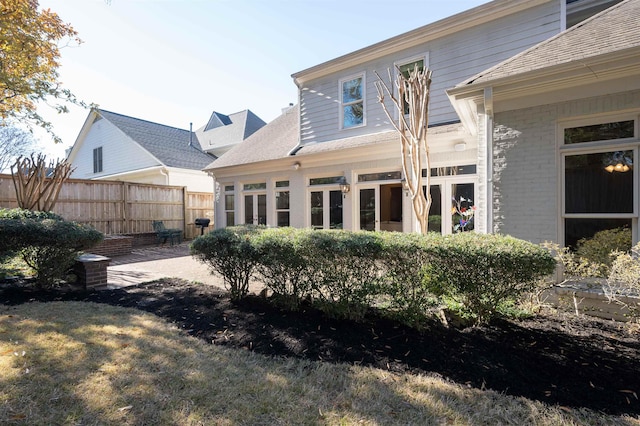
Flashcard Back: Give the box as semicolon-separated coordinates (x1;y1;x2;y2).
0;208;103;287
191;226;555;325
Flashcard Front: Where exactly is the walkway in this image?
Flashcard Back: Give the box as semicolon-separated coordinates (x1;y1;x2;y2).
107;242;257;291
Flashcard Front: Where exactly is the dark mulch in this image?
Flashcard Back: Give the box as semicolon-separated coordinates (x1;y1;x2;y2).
1;278;639;416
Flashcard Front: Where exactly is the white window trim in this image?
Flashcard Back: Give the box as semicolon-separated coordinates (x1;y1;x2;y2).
223;184;235;227
339;72;366;130
274;179;290;227
393;52;430;120
557;112;640;246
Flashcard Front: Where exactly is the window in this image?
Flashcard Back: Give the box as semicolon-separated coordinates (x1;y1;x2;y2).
396;55;427;115
93;147;103;173
358;171;402;182
275;180;290;227
561;117;637;248
243;182;267;190
340;74;364;129
224;185;235;226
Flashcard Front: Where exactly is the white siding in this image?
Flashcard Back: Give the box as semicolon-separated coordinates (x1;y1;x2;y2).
70;118;159;179
299;1;561;145
167;168;214;193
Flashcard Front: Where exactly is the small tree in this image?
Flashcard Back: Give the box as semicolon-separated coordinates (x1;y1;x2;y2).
10;153;73;211
375;66;433;234
0;0;84;143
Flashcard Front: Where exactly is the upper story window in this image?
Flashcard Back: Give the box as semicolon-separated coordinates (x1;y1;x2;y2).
340;74;365;129
396;54;428;115
93;147;103;173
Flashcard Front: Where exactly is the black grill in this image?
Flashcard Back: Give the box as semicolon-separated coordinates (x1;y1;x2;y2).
195;218;211;235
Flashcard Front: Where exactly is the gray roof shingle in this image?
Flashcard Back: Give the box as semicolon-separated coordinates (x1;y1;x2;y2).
196;110;267;152
205;105;299;170
97;109;215;170
461;0;640;86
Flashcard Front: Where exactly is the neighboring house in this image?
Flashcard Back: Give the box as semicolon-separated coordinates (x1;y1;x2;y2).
195;110;267;157
67;108;265;192
206;0;627;246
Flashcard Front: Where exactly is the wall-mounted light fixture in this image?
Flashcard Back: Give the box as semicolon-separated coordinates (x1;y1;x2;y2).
339;176;350;195
454;142;466;152
401;178;410;197
292;162;301;170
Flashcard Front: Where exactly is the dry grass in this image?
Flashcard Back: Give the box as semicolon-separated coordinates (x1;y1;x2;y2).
1;302;637;425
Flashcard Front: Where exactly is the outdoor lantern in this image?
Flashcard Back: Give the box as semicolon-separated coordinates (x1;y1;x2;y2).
401;178;410;196
339;176;350;194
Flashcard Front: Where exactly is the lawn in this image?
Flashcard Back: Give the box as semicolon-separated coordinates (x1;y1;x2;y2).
1;278;638;425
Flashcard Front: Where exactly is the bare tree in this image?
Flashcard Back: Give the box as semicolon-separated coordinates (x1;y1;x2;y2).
375;66;433;234
0;126;38;173
10;153;73;211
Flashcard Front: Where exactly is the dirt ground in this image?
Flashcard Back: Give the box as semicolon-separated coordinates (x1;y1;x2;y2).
1;278;639;416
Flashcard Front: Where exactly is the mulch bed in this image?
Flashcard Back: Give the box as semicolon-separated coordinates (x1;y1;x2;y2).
1;278;639;416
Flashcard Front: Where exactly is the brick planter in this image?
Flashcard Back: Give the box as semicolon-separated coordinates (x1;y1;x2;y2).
74;254;110;290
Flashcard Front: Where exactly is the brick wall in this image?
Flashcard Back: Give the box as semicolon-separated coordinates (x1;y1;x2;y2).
90;236;133;257
492;89;640;245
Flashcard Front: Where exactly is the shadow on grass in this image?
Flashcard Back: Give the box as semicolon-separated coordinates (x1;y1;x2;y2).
1;301;630;425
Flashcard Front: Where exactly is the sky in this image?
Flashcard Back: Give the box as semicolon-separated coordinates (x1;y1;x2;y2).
35;0;489;161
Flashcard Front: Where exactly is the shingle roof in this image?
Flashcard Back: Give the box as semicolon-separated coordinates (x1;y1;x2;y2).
98;109;215;170
206;105;465;171
460;0;640;86
196;110;266;152
205;105;299;170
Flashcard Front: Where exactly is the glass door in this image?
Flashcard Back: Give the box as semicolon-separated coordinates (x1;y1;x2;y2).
244;194;267;225
310;190;343;229
428;179;476;234
359;187;378;231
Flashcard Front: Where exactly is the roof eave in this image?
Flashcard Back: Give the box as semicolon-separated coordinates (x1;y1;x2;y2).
292;0;551;85
447;46;640;112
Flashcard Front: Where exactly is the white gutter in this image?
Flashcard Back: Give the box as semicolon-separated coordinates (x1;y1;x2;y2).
484;87;494;234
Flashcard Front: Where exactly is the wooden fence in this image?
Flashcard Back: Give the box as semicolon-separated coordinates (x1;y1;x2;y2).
0;174;214;240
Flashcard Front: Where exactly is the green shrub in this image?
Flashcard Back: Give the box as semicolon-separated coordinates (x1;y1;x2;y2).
190;225;263;301
428;233;556;324
576;227;632;273
300;230;385;320
378;232;440;327
0;208;103;287
252;227;313;310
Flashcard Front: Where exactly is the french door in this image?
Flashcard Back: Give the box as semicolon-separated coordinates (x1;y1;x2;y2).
358;183;403;232
244;193;267;225
310;190;343;229
428;178;476;234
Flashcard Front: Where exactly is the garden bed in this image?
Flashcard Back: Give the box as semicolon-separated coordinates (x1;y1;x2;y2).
1;278;638;416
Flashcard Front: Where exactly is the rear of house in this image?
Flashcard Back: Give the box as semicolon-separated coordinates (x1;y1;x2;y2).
205;0;635;251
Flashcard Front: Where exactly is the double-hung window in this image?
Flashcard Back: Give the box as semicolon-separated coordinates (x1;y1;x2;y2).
560;116;637;248
340;74;365;129
224;185;235;227
396;54;428;115
275;180;290;227
93;147;103;173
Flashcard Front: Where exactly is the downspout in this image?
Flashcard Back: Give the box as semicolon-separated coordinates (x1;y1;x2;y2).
160;167;169;186
484;87;494;234
287;77;304;156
